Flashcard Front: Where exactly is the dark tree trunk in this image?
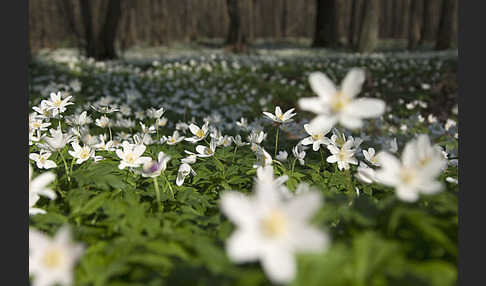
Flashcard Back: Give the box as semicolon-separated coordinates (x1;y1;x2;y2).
56;0;82;50
226;0;242;45
357;0;380;52
419;0;435;44
281;0;288;38
435;0;457;50
348;0;358;48
79;0;122;60
408;0;422;50
312;0;338;47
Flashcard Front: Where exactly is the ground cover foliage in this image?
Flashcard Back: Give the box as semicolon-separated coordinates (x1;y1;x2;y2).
28;50;458;286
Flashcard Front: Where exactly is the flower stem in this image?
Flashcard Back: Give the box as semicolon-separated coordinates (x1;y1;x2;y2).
153;177;161;208
291;158;297;176
232;146;238;163
108;126;113;142
163;173;175;200
274;126;280;158
320;147;325;165
59;151;70;184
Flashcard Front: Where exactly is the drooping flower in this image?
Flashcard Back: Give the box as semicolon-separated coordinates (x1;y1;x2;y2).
29;226;84;286
355;161;378;184
362;147;381;166
195;139;217;158
176;163;196;186
140;151;171;178
298;68;385;130
220;166;329;284
276;151;288;162
292;144;306;166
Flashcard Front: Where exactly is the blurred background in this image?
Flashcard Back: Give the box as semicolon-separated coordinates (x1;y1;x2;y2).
28;0;458;60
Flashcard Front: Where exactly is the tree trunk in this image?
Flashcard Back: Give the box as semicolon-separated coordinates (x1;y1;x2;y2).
435;0;457;50
408;0;422;50
312;0;338;47
79;0;96;58
281;0;288;38
226;0;242;44
348;0;358;48
419;0;435;44
357;0;380;53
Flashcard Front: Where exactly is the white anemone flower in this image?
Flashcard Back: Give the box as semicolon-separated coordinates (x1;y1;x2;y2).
298;68;385;130
115;141;152;170
185;122;210;143
253;147;273;169
263;106;297;124
29;151;57;170
276;151;288;162
95;115;110;128
176;163;196;186
195;139;217;158
140;151;171;178
147;107;165;119
43;127;74;151
68;142;95;164
355;161;378;184
326;139;358;170
164;130;185;145
362;147;381;166
374;135;447;202
292;145;306;166
301;123;332;151
220;165;329;284
29;226;84;286
234;135;250;147
44;91;74;117
29;164;57;216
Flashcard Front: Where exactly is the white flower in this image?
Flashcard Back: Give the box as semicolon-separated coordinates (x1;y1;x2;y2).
326;139;358;170
181;154;198;164
248;130;267;147
29;226;84;286
115;141;152;170
68;142;94;164
292;145;306;166
234;135;249;147
147;107;165;119
185;122;210;143
220;166;329;284
253;147;273;169
139;122;156;134
298;68;385;130
95;115;110;128
236;117;248;129
263;106;296;124
163;130;185;145
43;127;74;151
301;123;332;151
29;151;57;169
44;91;74;116
355;161;378;184
66;111;91;126
140;151;171;178
33;101;54;119
276;151;288;162
29;164;56;216
195;139;217;158
176;163;196;186
94;135;115;152
362;147;381;166
375;135;447;202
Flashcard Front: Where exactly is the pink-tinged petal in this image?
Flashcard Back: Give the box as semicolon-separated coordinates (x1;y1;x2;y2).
226;229;260;263
260;246;296;284
341;68;365;98
345;98;385;118
309;72;337;101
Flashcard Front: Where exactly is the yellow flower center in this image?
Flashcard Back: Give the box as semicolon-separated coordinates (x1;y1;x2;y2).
169;138;176;143
42;248;63;269
330;91;350;113
400;168;416;185
418;157;431;168
312;134;322;141
80;149;90;159
126;153;135;164
337;150;348;161
39;157;46;164
278;114;285;121
33;122;41;129
261;210;287;238
196;129;205;138
54;99;62;107
205;148;213;155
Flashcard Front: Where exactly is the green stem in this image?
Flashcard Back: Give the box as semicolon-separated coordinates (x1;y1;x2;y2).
291;158;297;176
59;151;71;183
320;147;325;165
153;177;161;208
274;126;280;158
232;146;238;163
108;126;113;142
163;173;175;200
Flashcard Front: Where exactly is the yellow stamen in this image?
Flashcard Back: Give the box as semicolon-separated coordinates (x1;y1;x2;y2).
42;248;63;269
261;210;287;238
